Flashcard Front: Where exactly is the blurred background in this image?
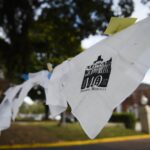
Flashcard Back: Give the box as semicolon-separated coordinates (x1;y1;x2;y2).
1;0;150;147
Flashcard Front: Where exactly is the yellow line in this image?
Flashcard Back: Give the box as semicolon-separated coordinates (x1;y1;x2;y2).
1;134;150;149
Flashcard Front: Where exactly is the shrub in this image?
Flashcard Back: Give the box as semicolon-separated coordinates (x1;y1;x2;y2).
109;112;136;129
19;101;45;114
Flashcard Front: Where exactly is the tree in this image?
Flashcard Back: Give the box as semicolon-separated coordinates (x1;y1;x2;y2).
141;0;150;15
0;0;43;81
142;0;150;4
0;0;134;82
30;0;135;66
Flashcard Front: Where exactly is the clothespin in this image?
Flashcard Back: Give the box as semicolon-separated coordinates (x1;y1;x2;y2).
47;63;53;79
47;63;53;72
104;17;137;35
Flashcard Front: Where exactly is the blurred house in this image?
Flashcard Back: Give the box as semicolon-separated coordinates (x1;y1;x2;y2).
116;83;150;118
123;84;150;110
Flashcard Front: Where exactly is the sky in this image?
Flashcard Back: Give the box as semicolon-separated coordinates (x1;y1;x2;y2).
81;0;150;84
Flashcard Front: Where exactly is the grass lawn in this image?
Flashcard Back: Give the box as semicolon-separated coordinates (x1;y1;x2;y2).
0;121;143;145
39;121;143;141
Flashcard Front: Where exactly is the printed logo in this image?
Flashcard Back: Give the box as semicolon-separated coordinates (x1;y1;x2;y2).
81;55;112;92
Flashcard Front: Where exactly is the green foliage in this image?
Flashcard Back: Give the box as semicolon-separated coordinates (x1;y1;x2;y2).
109;112;136;129
0;0;135;81
19;102;45;114
27;52;47;72
29;20;82;67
